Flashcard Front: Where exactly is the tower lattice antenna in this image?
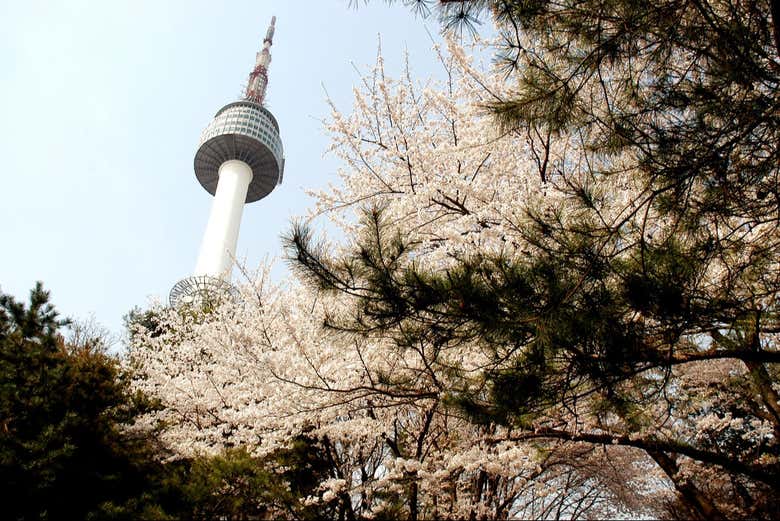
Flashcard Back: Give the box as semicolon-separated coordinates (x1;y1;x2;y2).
245;16;276;104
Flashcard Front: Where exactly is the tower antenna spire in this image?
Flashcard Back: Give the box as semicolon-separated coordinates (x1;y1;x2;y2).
245;16;276;104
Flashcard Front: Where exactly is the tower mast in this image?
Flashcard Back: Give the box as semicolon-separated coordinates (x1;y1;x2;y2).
246;16;275;104
170;16;286;308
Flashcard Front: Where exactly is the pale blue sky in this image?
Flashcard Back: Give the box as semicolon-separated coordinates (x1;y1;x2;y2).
0;1;448;335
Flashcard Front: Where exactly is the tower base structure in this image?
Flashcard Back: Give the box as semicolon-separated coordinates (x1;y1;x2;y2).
169;274;239;309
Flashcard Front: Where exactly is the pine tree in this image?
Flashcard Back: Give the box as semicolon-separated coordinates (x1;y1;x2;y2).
0;284;163;520
290;0;780;517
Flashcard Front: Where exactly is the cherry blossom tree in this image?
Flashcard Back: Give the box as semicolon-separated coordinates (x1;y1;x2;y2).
128;40;667;519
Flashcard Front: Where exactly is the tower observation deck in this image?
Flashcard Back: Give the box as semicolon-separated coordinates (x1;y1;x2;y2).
170;16;284;308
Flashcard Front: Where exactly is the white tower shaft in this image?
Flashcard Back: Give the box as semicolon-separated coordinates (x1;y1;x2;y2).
194;160;253;278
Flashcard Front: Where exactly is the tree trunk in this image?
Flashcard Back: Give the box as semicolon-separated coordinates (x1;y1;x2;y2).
771;0;780;58
745;360;780;435
647;450;723;520
408;477;418;521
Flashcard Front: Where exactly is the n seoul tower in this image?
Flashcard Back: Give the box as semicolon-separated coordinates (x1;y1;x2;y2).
170;17;285;307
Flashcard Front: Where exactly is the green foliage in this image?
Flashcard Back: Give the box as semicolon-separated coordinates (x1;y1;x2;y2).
152;435;342;521
166;449;285;520
0;283;163;520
